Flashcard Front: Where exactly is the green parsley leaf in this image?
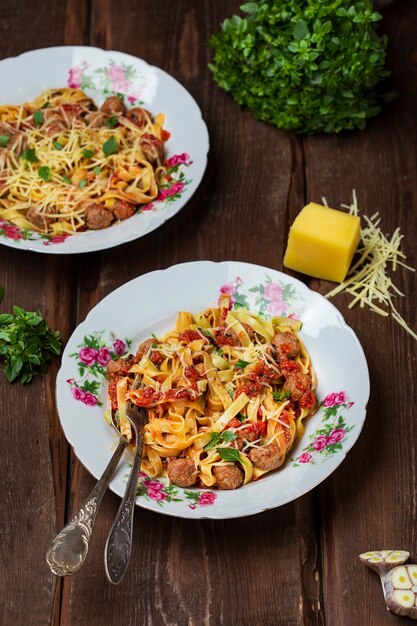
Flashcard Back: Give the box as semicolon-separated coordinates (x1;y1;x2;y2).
78;178;87;189
33;110;44;127
93;166;101;175
0;306;61;384
102;136;118;157
217;447;241;463
82;148;94;159
106;116;118;128
20;148;38;163
235;359;250;369
220;430;237;443
42;101;51;109
62;175;72;185
0;135;10;147
53;141;63;150
237;412;246;422
272;389;291;402
208;0;392;134
204;430;237;451
38;166;51;182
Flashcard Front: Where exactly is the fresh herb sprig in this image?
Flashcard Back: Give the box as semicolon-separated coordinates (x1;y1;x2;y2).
208;0;392;134
272;389;291;402
217;447;241;462
0;305;61;383
204;430;237;451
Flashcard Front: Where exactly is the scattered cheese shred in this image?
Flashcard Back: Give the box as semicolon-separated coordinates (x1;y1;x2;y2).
323;191;417;341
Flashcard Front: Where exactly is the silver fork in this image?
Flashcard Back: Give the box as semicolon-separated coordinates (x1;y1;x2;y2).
46;415;129;577
104;400;148;584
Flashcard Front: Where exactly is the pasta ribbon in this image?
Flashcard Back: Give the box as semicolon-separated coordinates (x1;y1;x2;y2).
107;297;318;491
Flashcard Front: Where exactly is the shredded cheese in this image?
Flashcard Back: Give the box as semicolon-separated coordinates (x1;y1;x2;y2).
323;191;416;340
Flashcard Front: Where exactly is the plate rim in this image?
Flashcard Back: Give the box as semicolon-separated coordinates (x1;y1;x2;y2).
55;260;370;519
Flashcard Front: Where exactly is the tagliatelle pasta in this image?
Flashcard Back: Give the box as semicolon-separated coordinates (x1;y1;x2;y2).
106;295;318;491
0;88;170;235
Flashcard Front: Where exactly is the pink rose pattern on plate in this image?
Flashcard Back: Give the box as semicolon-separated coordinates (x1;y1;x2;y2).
67;331;131;407
0;218;70;245
292;392;355;466
136;472;217;509
141;154;193;213
218;274;301;317
67;60;143;104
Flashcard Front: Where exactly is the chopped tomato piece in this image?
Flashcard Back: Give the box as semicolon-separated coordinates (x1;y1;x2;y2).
255;420;267;436
236;381;262;398
151;350;164;365
108;380;118;410
178;329;201;343
224;417;241;429
281;359;300;375
184;366;201;381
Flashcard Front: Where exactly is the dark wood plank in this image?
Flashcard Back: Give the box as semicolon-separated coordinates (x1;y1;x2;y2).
301;2;417;625
0;3;89;625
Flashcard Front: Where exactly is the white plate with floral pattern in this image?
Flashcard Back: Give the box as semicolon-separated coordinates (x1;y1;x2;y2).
0;46;208;253
56;261;370;519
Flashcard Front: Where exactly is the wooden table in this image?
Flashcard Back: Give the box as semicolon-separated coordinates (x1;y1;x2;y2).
1;2;416;625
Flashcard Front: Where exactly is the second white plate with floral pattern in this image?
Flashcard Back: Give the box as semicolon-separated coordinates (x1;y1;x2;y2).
0;46;208;253
56;261;370;519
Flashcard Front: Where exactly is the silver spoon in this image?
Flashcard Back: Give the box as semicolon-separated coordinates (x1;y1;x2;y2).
46;421;129;577
104;401;147;584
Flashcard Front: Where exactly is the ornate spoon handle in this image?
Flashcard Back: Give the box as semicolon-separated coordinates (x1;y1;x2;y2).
46;437;128;577
104;431;144;584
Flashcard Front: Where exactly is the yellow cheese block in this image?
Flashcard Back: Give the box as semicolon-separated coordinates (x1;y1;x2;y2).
283;202;361;282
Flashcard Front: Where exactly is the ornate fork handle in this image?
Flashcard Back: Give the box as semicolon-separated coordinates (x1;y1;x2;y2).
104;430;144;584
46;437;128;577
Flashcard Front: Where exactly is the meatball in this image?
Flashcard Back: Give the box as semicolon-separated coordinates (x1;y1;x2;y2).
167;458;197;488
282;372;312;402
249;443;284;471
139;133;162;163
43;110;68;135
84;203;113;230
100;96;126;115
213;464;244;490
26;206;53;232
45;121;67;137
133;338;153;363
7;132;28;156
113;199;136;221
106;357;133;382
127;107;151;128
85;111;109;129
273;331;301;359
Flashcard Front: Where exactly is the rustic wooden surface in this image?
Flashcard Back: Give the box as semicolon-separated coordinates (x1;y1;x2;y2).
0;1;416;625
